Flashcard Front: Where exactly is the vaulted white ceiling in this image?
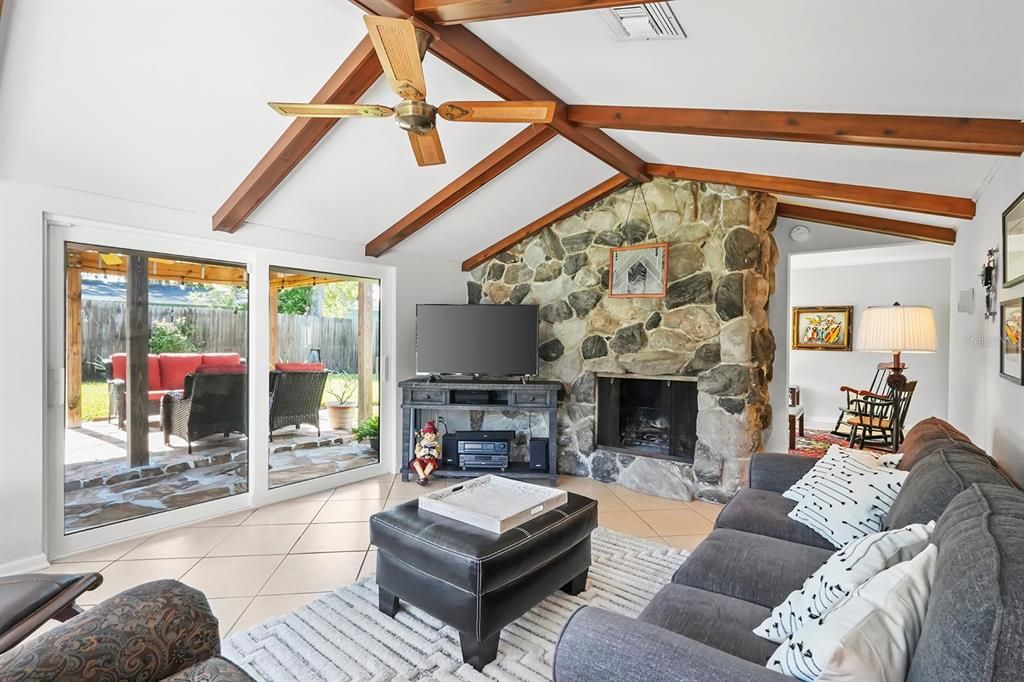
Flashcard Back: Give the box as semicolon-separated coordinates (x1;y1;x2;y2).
1;0;1021;263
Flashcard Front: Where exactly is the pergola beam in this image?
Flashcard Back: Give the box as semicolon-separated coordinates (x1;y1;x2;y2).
213;36;383;232
568;105;1024;156
416;0;662;25
776;203;957;245
125;255;150;467
357;282;375;422
646;163;975;219
366;124;556;257
462;173;631;271
66;267;83;429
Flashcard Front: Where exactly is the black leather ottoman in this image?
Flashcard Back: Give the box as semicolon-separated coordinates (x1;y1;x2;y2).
369;490;598;671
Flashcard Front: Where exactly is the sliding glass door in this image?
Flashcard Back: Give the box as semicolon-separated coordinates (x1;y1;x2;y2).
267;267;381;488
62;243;250;534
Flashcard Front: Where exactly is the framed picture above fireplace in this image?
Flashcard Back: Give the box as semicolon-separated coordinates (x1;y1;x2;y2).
608;242;669;298
791;305;854;351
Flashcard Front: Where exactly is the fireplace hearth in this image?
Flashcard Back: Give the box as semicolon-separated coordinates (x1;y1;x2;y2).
596;375;698;463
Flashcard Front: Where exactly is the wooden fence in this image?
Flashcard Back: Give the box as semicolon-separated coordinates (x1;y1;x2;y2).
80;300;376;380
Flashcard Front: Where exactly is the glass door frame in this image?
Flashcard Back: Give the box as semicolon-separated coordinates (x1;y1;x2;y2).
45;217;397;560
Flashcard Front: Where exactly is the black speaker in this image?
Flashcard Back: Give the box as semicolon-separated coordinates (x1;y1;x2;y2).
442;433;458;467
529;437;549;470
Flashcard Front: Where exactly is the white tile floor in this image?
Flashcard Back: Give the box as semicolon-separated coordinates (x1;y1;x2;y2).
45;474;719;638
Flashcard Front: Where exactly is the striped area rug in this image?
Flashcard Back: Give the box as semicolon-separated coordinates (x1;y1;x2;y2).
222;528;687;681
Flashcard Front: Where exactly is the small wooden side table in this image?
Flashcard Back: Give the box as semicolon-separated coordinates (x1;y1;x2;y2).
788;404;805;450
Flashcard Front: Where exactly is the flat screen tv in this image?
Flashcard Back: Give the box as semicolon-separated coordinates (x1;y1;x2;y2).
416;304;539;376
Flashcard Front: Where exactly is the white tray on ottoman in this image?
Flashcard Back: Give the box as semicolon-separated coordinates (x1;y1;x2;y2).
418;475;568;534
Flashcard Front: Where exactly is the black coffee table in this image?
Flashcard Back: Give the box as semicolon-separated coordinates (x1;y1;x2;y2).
369;490;598;671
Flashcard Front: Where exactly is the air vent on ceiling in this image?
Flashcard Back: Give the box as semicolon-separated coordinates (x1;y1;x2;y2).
602;3;686;41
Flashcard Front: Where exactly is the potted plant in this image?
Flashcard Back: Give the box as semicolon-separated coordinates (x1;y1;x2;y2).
324;373;358;430
353;415;380;452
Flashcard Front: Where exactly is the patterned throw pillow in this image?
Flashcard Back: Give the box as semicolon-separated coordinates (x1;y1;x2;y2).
783;445;888;504
754;521;934;643
788;455;909;548
767;544;937;682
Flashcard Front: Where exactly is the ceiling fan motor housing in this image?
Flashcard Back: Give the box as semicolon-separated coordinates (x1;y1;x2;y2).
395;100;436;134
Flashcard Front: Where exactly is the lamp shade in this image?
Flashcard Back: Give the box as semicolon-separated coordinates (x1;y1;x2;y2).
855;305;937;353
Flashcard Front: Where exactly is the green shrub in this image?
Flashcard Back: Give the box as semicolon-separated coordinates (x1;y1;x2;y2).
149;319;198;354
352;415;379;442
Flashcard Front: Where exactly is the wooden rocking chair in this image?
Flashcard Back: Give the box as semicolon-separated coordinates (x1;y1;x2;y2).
845;380;917;451
831;362;902;437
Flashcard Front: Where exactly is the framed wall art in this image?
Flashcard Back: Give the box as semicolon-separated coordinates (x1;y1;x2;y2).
1000;297;1023;384
608;242;669;298
791;306;854;351
1004;190;1024;287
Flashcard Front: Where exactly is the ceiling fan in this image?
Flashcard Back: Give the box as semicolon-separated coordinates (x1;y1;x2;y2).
268;16;557;167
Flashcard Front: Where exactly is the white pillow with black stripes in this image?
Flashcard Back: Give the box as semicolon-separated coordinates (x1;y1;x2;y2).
754;521;934;643
787;454;909;549
784;445;902;505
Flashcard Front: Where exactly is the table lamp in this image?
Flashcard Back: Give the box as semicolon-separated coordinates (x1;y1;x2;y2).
854;302;937;451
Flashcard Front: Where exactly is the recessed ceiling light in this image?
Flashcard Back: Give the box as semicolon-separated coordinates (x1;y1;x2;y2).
601;3;687;42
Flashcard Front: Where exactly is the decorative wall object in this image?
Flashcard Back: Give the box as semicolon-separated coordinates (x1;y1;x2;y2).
1000;297;1023;384
1003;190;1024;287
981;247;999;320
791;306;854;351
469;178;778;503
608;242;669;298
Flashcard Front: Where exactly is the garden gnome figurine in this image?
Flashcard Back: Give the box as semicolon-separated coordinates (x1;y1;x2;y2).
412;420;441;485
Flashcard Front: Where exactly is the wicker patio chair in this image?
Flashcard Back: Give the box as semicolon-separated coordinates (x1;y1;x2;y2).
161;372;247;453
269;370;329;440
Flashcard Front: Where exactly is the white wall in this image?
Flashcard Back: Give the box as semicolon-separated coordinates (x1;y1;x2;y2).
948;157;1024;486
0;179;469;572
789;256;951;431
766;222;923;452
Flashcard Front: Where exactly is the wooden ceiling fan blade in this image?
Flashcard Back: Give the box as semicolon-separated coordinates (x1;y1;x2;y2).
268;102;393;118
363;16;429;101
437;101;556;124
408;129;446;166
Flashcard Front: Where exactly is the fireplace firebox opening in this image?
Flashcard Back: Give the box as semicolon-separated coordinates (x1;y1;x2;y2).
596;375;698;463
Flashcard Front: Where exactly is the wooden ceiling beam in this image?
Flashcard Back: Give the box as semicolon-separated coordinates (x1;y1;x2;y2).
366;124;556;257
646;163;975;219
415;0;661;25
462;173;631;271
568;105;1024;156
352;0;650;182
776;203;956;245
212;37;383;233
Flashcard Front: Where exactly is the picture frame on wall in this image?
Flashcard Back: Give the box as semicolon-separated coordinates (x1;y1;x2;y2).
1003;190;1024;287
791;306;854;351
608;242;669;298
1000;297;1023;384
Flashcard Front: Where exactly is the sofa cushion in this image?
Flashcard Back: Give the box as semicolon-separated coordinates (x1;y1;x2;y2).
200;352;242;367
898;417;982;471
639;583;777;665
886;447;1013;529
672;529;833;609
109;353;162;391
715;488;835;550
158;353;204;390
906;484;1024;682
275;362;325;372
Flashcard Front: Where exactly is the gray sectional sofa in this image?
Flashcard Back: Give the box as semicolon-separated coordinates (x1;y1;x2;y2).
554;418;1024;682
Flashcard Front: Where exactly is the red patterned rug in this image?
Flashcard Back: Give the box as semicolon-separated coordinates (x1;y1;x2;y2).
789;429;886;457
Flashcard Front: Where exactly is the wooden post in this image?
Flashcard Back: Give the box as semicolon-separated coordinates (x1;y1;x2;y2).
269;286;279;364
126;255;150;467
357;282;375;421
66;265;83;428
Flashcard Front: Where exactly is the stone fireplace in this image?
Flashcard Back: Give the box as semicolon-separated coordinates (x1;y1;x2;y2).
469;178;777;502
596;375;697;462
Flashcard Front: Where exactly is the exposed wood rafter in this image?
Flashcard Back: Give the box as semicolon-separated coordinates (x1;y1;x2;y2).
351;0;650;182
568;106;1024;156
366;124;556;257
462;173;631;271
646;164;975;219
416;0;661;25
776;203;956;245
212;37;383;232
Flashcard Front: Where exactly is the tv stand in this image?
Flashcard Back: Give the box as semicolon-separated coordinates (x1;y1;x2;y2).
400;377;560;484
